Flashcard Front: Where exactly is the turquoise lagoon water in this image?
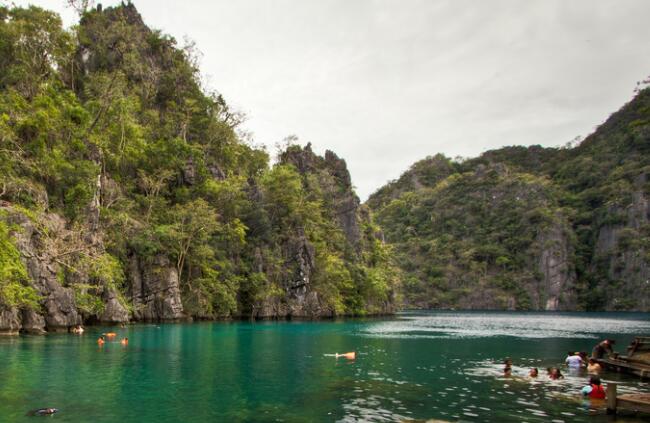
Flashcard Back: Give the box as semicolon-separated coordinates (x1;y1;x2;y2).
1;311;650;422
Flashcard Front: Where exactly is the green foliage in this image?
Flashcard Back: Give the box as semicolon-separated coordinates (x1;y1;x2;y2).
0;219;40;309
369;88;650;311
0;2;397;321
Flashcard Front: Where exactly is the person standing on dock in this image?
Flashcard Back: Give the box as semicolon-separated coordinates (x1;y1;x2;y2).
592;339;615;359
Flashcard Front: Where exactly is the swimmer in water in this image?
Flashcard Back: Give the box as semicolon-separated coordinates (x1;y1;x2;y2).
97;336;105;346
548;367;564;380
528;367;539;378
27;408;58;416
335;352;356;360
503;366;512;377
104;332;117;338
120;337;128;346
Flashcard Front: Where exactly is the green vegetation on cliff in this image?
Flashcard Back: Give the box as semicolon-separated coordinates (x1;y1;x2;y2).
0;3;396;326
369;89;650;311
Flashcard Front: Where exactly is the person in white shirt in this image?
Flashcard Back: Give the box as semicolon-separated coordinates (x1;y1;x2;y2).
565;351;583;368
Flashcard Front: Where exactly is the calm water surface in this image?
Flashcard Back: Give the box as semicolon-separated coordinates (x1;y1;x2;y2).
1;311;649;422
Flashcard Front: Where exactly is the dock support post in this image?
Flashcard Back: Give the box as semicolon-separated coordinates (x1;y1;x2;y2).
606;382;617;415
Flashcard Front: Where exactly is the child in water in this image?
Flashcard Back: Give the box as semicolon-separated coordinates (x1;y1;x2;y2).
528;368;539;378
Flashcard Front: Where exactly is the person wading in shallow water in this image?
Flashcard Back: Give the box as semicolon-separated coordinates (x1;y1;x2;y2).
587;358;602;374
581;376;606;399
565;351;583;368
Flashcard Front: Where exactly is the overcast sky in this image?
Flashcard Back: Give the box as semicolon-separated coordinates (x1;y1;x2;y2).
12;0;650;200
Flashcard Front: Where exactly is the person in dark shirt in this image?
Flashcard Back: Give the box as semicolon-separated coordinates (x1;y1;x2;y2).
591;339;615;359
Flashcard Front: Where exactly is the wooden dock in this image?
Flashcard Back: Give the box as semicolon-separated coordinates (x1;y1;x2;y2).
607;383;650;415
598;336;650;380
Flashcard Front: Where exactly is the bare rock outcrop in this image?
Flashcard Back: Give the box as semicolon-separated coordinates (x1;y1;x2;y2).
593;176;650;311
129;254;185;321
535;222;576;310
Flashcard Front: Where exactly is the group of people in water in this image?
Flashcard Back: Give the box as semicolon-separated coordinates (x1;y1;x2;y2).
97;332;128;346
69;325;128;346
502;339;615;400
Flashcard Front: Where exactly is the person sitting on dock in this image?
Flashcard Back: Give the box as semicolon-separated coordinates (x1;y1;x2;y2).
592;339;615;359
565;351;584;368
581;375;606;399
587;358;602;374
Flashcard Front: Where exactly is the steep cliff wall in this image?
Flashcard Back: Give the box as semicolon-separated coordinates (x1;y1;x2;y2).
0;4;398;332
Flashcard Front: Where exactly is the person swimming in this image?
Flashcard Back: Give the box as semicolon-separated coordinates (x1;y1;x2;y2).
503;366;512;377
548;367;564;380
335;352;356;360
27;408;58;416
71;325;84;334
104;332;117;338
97;336;105;346
528;367;539;378
120;337;128;346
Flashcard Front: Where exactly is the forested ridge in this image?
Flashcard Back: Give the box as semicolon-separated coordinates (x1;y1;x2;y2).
368;85;650;311
1;3;648;335
0;3;396;333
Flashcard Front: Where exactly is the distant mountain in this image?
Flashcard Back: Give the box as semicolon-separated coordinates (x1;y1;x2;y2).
368;88;650;311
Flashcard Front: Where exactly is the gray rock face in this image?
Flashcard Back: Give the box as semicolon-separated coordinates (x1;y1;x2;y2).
594;182;650;311
129;254;185;320
21;309;46;334
4;210;82;332
254;228;334;318
0;308;22;335
99;290;130;323
536;222;576;310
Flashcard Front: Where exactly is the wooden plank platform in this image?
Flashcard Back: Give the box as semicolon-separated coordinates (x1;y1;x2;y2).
617;393;650;414
607;383;650;415
598;357;650;379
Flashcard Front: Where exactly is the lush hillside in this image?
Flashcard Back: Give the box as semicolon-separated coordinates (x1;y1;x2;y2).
369;88;650;311
0;4;396;333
